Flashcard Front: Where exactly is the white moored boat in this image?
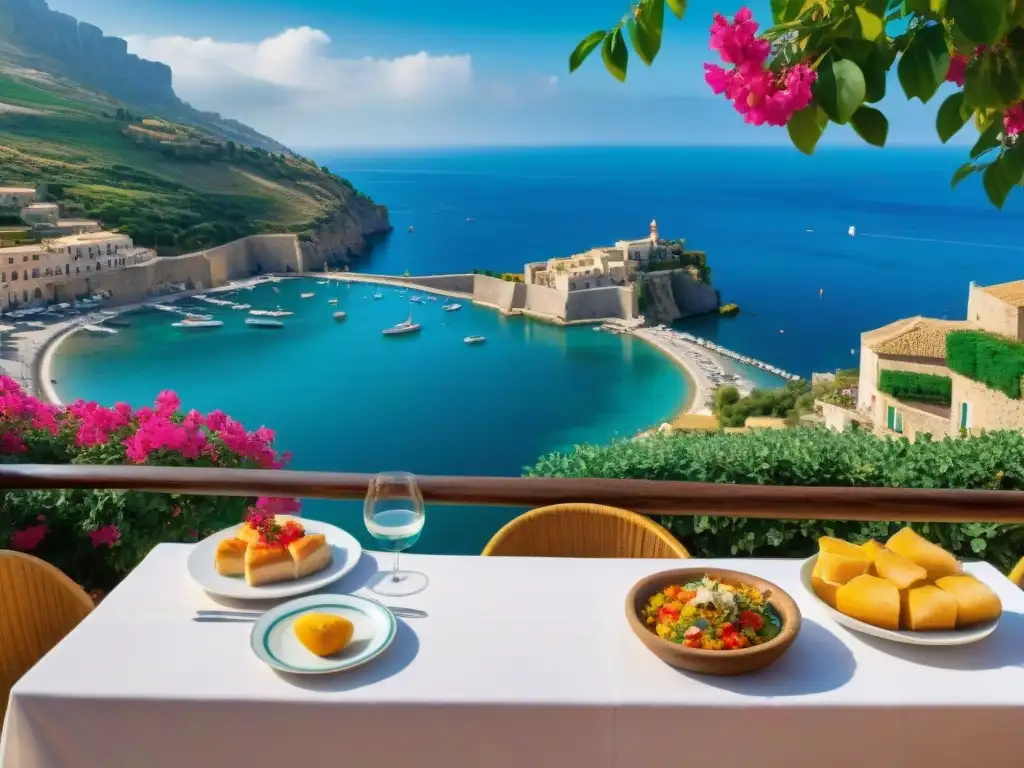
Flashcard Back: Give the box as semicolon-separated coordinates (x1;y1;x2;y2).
443;303;462;312
172;319;223;329
464;335;486;345
300;292;315;299
265;310;293;317
409;295;423;303
333;311;347;321
82;324;117;335
373;292;384;300
328;298;338;305
383;311;420;336
848;225;856;236
246;318;284;329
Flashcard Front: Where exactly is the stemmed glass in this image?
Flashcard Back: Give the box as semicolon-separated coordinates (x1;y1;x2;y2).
364;471;428;596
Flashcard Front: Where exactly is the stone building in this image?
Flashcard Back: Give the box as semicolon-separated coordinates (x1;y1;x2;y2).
846;279;1024;440
0;187;37;209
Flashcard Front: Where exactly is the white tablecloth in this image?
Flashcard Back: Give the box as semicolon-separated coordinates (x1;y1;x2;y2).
3;546;1023;767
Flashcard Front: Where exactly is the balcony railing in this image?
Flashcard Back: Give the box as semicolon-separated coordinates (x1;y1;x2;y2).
2;464;1024;523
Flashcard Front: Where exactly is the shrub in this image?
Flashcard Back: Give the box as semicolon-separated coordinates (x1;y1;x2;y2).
878;370;952;405
718;303;740;316
947;330;1024;399
713;380;810;427
0;377;299;593
526;427;1024;571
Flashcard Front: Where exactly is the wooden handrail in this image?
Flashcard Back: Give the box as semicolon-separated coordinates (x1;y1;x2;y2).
2;464;1024;523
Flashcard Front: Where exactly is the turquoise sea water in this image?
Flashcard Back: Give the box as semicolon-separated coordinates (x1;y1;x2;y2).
51;277;688;553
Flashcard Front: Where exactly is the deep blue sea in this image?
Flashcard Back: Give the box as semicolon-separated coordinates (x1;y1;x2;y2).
323;146;1024;378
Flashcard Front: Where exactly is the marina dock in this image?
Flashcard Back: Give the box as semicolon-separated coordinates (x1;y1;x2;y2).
673;331;802;381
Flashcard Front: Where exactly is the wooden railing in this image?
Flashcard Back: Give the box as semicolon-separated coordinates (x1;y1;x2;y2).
2;464;1024;523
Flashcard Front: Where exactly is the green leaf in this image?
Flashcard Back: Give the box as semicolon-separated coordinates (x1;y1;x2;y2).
897;24;950;103
948;0;1009;46
983;153;1014;208
855;8;884;41
666;0;688;20
936;92;968;142
787;103;828;155
813;57;867;124
970;121;1002;159
569;30;606;72
601;28;629;82
628;0;665;66
850;106;889;146
970;537;987;554
771;0;804;23
951;161;981;188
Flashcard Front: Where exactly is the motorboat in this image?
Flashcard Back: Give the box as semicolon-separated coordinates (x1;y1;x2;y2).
442;303;462;312
848;225;856;236
464;335;486;344
184;313;213;321
245;318;284;329
232;304;251;310
409;295;423;303
383;311;420;336
427;296;438;301
300;292;315;299
249;309;271;316
172;319;223;329
265;310;293;317
328;298;339;305
333;311;347;321
316;280;327;285
82;324;117;335
373;293;384;300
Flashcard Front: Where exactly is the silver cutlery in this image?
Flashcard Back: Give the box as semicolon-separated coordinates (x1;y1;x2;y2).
195;606;427;621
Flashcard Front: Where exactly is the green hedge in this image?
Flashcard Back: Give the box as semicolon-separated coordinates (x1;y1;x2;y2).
527;427;1024;571
947;330;1024;399
878;370;952;404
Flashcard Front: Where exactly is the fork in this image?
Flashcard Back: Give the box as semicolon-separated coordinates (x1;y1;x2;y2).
195;606;427;621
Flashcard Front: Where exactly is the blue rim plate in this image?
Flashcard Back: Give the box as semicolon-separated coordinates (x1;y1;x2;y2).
187;516;363;600
250;594;397;674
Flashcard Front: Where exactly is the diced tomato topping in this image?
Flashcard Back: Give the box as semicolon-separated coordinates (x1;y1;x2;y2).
720;622;736;636
663;586;680;599
739;610;764;631
657;605;680;623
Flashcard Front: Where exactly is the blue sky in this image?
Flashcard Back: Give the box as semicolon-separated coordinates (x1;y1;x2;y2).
49;0;962;149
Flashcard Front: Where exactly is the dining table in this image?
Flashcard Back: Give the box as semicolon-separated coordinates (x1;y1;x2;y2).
2;545;1023;767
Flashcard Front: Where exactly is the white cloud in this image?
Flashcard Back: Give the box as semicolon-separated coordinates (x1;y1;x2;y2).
125;27;560;146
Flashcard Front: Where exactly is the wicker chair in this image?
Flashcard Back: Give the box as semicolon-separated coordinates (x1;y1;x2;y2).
481;503;689;558
1009;556;1024;588
0;551;94;729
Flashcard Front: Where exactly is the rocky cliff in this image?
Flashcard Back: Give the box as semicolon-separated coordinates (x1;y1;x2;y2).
302;197;392;269
641;269;719;324
0;0;286;152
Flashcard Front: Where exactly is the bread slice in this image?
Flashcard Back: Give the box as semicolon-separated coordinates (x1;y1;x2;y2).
245;544;296;586
289;533;332;580
237;522;262;546
215;538;247;577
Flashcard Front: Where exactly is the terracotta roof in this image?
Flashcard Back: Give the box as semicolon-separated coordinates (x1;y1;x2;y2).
982;280;1024;308
863;316;969;359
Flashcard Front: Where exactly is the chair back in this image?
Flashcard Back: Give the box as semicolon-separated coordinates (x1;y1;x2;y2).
0;551;94;729
482;503;689;558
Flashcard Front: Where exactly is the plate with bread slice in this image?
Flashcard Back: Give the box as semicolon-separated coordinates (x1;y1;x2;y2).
187;514;363;599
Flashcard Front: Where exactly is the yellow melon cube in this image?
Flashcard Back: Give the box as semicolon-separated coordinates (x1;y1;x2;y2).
885;527;961;582
900;585;959;630
836;574;900;630
293;612;354;657
819;536;870;561
934;575;1002;627
815;551;871;584
873;548;928;590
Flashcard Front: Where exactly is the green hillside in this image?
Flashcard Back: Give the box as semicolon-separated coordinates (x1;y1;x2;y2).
0;72;370;254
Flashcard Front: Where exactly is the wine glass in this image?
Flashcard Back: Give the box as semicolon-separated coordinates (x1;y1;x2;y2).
364;471;428;596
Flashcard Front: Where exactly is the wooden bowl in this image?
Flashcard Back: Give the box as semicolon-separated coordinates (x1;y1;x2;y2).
625;568;801;676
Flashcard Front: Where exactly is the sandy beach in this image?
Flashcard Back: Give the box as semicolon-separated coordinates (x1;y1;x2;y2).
634;326;756;418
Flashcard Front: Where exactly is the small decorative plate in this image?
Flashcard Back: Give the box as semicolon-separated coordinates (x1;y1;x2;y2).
800;555;1000;646
250;593;397;674
186;516;363;600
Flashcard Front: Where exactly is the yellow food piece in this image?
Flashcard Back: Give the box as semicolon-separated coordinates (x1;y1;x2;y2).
860;539;885;559
873;548;928;590
885;527;961;582
836;574;900;630
819;536;870;561
935;575;1002;627
294;613;354;656
815;551;871;585
811;575;840;609
900;585;958;630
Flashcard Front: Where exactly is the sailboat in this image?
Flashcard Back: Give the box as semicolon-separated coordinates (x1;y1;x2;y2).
383;309;421;336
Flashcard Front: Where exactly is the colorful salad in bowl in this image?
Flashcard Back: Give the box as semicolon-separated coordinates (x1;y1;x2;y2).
641;575;783;650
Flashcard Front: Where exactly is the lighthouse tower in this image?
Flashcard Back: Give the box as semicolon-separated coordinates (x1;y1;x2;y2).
649;218;659;245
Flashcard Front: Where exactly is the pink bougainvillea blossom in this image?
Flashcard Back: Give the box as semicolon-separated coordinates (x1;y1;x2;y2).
154;389;181;416
255;496;302;516
0;432;27;454
946;54;968;86
89;524;122;549
10;524;48;551
704;8;816;127
1004;103;1024;136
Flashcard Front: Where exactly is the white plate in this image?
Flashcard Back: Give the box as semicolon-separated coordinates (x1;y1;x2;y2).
800;555;999;646
251;593;396;674
187;516;362;600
